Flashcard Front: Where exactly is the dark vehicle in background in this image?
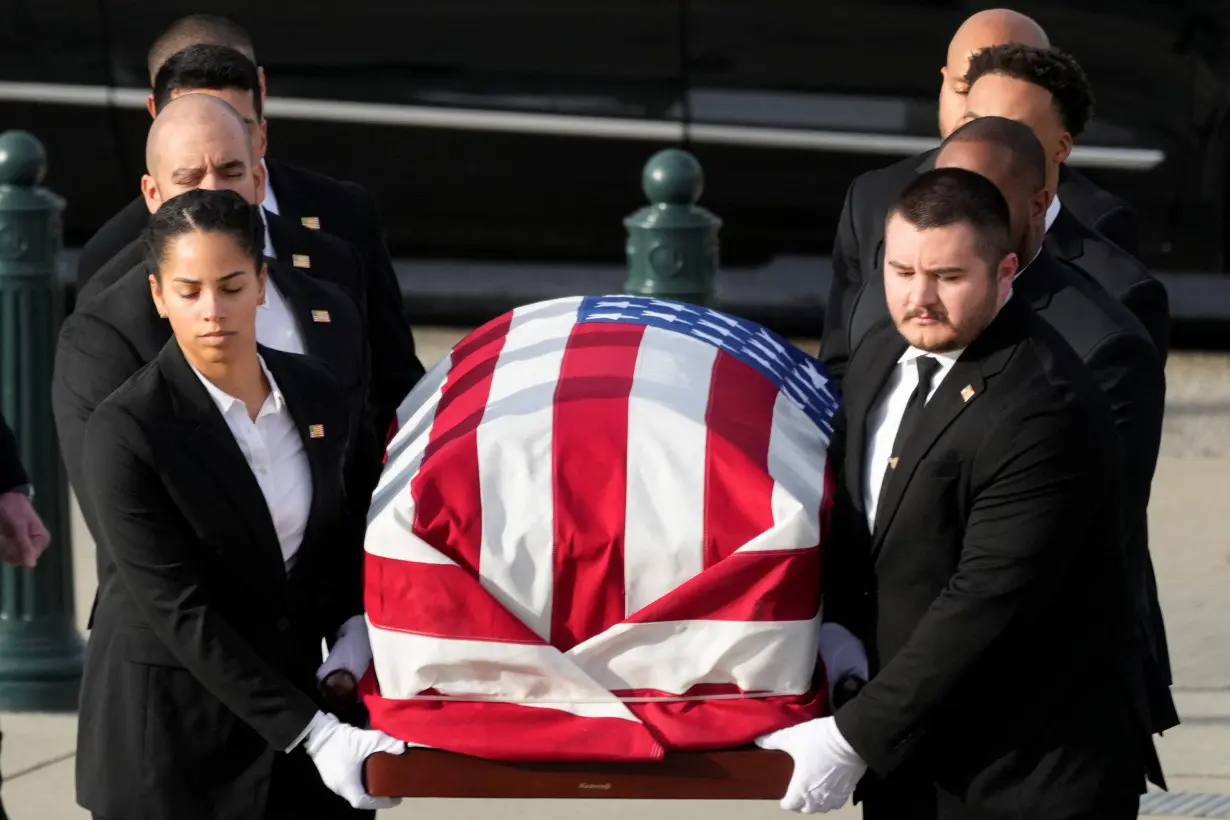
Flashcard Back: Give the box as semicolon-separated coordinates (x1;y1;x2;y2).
4;1;1230;278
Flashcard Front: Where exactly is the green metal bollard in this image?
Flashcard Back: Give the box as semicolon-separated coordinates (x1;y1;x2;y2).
0;130;85;711
624;148;722;304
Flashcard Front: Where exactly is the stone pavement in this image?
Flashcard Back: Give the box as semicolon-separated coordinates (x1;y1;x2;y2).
2;332;1227;819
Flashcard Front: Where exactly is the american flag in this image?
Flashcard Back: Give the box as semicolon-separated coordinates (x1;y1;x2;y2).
359;295;841;762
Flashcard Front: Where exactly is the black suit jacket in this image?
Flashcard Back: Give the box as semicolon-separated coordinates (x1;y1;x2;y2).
75;194;150;293
76;160;424;436
266;158;422;431
72;210;389;525
77;206;366;311
52;256;371;597
74;343;364;820
822;152;1166;383
1046;201;1170;359
0;412;28;494
826;297;1157;816
1058;163;1140;256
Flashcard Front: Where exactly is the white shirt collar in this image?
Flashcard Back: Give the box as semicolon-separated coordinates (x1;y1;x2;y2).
1044;193;1061;234
260;158;279;215
898;345;965;369
189;354;287;418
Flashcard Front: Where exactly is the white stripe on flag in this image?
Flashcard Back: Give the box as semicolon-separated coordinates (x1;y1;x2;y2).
476;298;583;641
367;347;456;523
567;614;821;696
622;327;716;616
367;618;642;723
753;391;831;553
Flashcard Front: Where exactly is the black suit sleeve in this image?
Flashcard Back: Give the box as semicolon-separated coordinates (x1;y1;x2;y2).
1093;204;1140;257
81;403;319;751
1085;331;1170;688
820;179;863;388
344;183;425;435
51;312;147;531
0;412;28;494
834;394;1110;776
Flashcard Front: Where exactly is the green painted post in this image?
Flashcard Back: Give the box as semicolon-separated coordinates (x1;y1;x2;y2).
0;130;84;711
624;148;722;304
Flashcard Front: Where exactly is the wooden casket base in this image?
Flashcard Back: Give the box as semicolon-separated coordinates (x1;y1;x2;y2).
364;746;793;799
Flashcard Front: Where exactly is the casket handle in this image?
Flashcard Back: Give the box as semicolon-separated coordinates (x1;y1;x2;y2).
363;746;794;799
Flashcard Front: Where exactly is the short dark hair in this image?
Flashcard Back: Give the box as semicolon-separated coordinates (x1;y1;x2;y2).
144;188;265;279
153;44;263;121
965;44;1095;138
888;168;1013;266
149;15;255;82
941;115;1047;191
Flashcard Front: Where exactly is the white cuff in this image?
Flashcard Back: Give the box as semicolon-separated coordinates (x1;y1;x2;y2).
286;709;332;753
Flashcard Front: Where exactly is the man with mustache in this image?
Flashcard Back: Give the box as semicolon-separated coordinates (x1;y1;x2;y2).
763;166;1155;818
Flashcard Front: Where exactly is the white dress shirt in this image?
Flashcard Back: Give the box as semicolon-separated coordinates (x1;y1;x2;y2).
862;346;964;529
254;182;306;356
190;355;312;569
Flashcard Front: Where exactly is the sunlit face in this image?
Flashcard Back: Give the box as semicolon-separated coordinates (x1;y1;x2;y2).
883;214;1017;352
170;87;268;159
141;118;267;213
938;51;975;138
149;230;267;366
960;74;1071;193
934;141;1049;258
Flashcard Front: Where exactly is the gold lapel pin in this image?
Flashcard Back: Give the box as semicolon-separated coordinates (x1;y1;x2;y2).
301;216;321;230
309;424;325;439
292;254;311;269
887;456;899;470
311;309;332;323
960;384;976;402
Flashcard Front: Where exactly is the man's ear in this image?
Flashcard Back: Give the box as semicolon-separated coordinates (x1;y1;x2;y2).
140;175;161;214
146;94;157;119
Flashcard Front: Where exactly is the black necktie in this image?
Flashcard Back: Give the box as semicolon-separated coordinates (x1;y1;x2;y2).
879;355;941;500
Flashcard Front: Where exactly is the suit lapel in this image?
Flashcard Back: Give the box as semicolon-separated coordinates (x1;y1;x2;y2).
158;342;287;590
260;349;335;577
870;357;985;543
266;261;338;364
1013;248;1064;313
844;320;908;519
264;159;303;227
869;299;1025;554
1044;205;1086;265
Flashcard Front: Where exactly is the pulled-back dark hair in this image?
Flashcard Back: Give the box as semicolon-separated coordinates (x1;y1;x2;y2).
144;188;265;279
965;44;1095;138
888;167;1013;266
153;43;263;120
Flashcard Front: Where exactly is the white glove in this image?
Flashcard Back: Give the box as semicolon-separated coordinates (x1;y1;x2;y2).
303;710;406;810
755;717;867;813
818;622;868;700
317;614;372;684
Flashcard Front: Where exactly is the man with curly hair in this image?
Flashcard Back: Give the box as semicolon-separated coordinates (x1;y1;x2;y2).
962;43;1170;356
820;10;1166;388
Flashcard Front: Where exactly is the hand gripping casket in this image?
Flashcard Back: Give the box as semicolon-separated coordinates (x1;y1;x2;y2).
359;296;841;763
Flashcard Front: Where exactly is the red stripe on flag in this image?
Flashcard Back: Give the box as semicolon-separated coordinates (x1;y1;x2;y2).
701;351;779;567
409;312;513;572
624;682;824;751
621;546;821;624
360;669;664;762
364;552;547;644
550;322;645;651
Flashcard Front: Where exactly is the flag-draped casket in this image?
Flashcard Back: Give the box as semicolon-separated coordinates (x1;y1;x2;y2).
358;295;841;762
